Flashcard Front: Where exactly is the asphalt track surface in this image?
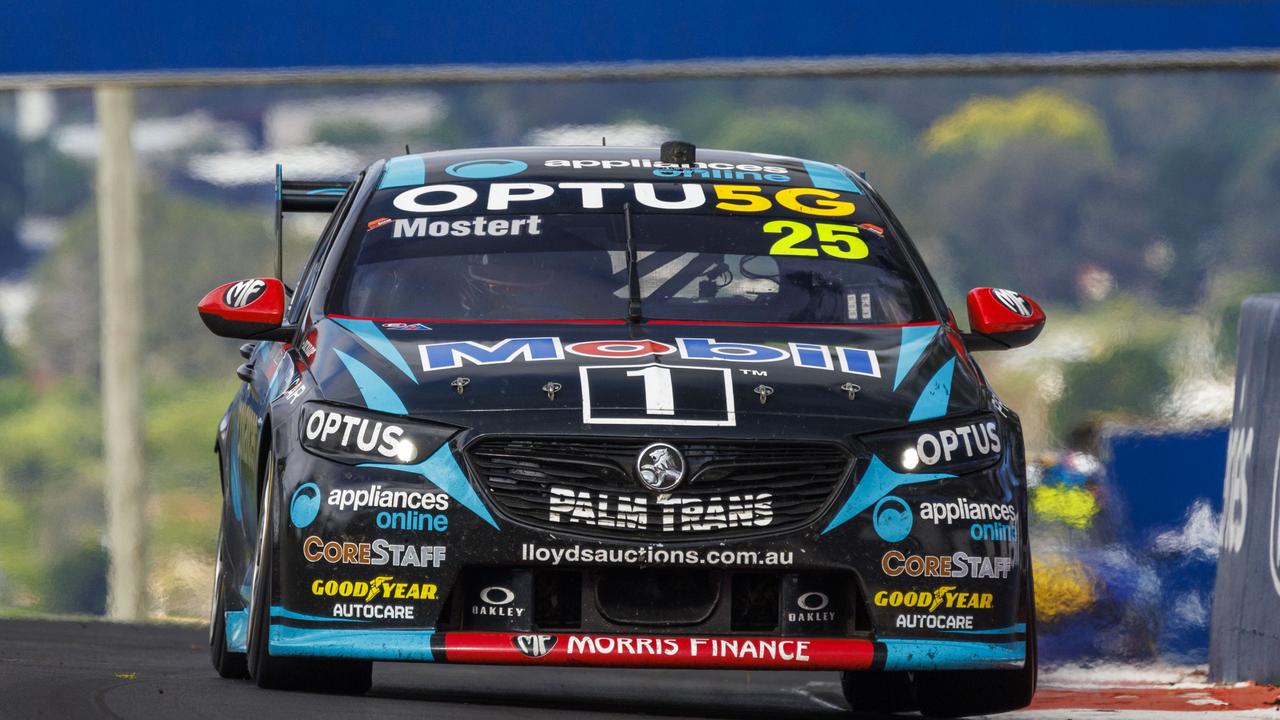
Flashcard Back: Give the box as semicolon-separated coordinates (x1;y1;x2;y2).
11;619;1277;719
0;618;874;720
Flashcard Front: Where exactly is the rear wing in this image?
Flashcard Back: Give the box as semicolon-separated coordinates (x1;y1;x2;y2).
274;163;354;279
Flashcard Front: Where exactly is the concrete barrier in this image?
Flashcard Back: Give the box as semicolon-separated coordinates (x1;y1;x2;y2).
1209;293;1280;683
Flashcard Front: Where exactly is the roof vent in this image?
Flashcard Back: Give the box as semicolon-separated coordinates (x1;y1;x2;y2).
660;140;696;164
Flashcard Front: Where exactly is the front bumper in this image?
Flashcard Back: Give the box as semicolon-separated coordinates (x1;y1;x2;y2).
247;430;1030;670
266;626;1025;672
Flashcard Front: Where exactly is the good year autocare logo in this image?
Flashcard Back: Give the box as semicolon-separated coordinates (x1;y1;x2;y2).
223;278;266;308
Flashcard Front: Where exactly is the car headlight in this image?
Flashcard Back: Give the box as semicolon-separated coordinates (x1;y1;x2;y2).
299;402;457;466
861;414;1003;475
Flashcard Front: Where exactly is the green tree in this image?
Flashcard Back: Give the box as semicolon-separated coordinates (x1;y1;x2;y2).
25;191;276;382
922;88;1112;161
1051;341;1175;439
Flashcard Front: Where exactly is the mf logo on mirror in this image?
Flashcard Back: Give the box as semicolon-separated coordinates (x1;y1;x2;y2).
224;279;266;308
991;288;1032;317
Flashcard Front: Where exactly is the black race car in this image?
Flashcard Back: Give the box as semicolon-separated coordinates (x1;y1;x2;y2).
198;144;1045;716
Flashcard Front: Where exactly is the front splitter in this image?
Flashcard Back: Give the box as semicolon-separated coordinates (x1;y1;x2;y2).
266;624;1026;671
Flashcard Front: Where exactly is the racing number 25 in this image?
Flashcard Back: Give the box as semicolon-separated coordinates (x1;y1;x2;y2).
765;221;868;260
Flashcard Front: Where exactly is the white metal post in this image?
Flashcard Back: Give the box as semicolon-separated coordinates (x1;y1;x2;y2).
95;84;145;621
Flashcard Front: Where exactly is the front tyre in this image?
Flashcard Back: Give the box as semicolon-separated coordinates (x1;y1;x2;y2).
913;561;1038;718
246;450;373;693
209;517;248;679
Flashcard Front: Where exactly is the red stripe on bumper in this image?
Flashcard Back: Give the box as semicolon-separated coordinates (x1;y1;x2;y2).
443;632;876;671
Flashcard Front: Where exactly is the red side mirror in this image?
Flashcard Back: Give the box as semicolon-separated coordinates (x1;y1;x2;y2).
964;287;1046;350
197;278;291;341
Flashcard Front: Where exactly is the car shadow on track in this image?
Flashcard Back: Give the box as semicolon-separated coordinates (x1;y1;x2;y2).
367;664;872;719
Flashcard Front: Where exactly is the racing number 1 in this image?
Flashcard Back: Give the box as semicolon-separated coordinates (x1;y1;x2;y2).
765;220;868;260
626;366;675;415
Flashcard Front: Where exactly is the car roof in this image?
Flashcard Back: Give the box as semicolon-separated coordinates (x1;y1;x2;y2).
369;146;864;191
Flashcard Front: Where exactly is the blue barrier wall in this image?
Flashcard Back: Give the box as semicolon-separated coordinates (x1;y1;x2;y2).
1032;427;1227;663
1110;429;1228;660
3;1;1280;76
1109;430;1230;547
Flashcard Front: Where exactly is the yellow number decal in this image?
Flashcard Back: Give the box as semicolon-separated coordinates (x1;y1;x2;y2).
816;223;868;259
774;187;856;217
766;221;870;260
765;220;818;256
713;184;772;213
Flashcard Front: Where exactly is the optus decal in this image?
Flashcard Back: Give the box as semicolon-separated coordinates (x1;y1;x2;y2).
913;421;1002;467
392;182;854;217
303;407;406;459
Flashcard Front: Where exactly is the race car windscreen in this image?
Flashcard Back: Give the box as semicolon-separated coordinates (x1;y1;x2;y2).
333;182;936;325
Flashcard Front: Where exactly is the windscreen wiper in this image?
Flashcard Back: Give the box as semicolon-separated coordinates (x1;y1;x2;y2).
624;202;642;323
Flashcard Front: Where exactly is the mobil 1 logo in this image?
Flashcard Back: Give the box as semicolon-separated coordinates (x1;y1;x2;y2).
580;364;735;427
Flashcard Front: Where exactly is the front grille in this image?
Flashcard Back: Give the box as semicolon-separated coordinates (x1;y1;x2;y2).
467;436;852;540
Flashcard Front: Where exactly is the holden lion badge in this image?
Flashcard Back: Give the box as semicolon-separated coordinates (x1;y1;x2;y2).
636;443;686;492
